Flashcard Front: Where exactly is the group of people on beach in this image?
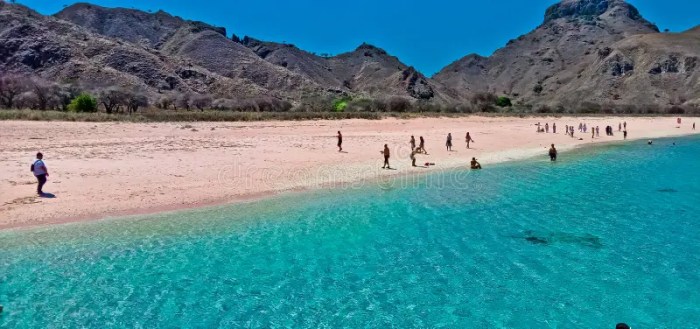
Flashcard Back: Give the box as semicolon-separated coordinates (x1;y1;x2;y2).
338;131;481;170
536;120;630;140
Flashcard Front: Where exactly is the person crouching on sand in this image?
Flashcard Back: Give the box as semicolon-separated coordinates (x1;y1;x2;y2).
470;157;482;170
549;144;558;162
31;152;49;196
381;144;391;169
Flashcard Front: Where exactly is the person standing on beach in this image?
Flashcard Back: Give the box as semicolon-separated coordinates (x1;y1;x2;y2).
465;132;475;149
570;126;575;138
419;136;427;154
545;123;549;133
596;126;600;137
446;133;453;151
623;121;627;130
410;148;418;167
337;131;343;152
410;135;416;150
381;144;391;169
552;123;557;134
549;144;558;162
591;129;595;139
31;152;49;196
693;123;696;130
623;130;628;140
578;123;583;132
619;123;622;132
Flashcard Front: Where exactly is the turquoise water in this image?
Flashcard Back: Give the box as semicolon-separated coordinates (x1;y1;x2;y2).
1;137;699;328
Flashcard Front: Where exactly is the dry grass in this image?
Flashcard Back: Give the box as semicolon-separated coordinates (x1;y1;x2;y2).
0;109;693;123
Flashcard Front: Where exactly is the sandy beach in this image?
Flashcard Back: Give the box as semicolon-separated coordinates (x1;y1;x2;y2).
0;116;697;229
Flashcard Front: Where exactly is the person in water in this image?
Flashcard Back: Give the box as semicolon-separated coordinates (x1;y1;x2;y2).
337;131;343;152
470;157;482;170
446;133;453;151
549;144;558;161
465;132;474;149
410;135;416;150
31;152;49;196
381;144;391;169
616;323;631;329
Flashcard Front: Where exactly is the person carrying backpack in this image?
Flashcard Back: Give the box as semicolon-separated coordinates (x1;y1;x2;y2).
31;152;49;196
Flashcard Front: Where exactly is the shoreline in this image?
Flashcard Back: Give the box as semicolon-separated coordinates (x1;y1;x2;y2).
1;117;697;231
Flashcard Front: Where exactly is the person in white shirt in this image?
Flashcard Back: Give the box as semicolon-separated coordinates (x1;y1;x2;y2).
31;152;49;195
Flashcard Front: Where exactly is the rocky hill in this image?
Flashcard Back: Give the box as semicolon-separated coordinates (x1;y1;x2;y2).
1;0;699;111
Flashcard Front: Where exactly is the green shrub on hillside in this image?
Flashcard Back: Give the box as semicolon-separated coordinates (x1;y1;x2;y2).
496;96;512;107
68;93;98;113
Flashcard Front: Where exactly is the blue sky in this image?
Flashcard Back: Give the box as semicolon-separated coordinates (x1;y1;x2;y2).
19;0;700;76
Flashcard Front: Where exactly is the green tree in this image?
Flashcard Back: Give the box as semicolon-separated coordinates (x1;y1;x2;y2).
496;96;512;107
68;93;98;112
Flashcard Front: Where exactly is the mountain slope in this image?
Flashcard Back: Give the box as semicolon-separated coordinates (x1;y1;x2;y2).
242;38;464;103
434;0;666;106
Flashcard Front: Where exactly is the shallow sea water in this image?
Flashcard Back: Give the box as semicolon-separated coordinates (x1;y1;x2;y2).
1;136;699;328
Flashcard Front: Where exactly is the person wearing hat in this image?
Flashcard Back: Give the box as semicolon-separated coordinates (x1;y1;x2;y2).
470;157;482;170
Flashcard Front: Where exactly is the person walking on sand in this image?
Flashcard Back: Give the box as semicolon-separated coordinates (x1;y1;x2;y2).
381;144;391;169
465;132;475;149
418;136;427;154
578;123;583;132
446;133;453;151
549;144;558;162
337;131;343;152
410;135;416;150
470;157;482;170
31;152;49;196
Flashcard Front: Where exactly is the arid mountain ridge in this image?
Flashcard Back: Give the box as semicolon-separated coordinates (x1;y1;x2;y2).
1;0;699;110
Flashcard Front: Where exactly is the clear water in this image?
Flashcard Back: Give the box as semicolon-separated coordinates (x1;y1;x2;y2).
1;137;699;328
